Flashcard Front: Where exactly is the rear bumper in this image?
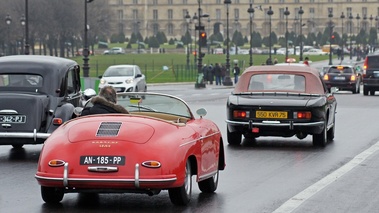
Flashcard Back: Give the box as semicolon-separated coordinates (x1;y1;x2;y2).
0;130;50;144
325;81;356;90
363;78;379;88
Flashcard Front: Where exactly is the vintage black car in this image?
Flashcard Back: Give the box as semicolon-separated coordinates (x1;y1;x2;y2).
0;55;82;148
362;53;379;95
323;65;361;94
226;65;337;147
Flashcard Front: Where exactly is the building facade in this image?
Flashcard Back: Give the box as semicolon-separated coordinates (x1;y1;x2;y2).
107;0;379;41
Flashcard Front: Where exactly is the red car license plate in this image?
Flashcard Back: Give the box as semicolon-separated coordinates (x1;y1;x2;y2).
80;156;125;165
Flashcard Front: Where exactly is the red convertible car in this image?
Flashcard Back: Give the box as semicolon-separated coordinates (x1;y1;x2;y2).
35;92;225;206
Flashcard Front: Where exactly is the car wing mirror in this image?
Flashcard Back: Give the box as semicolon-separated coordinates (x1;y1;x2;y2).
330;87;339;93
136;74;142;78
196;108;207;118
74;107;83;116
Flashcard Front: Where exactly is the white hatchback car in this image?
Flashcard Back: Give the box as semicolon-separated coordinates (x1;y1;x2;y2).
99;65;147;93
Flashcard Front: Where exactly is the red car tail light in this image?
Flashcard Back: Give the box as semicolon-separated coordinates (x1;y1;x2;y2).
294;111;311;119
350;75;356;81
233;110;249;119
53;118;63;125
323;74;329;81
48;159;66;167
142;161;161;168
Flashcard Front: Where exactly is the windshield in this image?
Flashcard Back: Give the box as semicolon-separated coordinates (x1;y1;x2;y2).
248;74;306;92
116;92;192;118
104;67;134;77
0;74;43;88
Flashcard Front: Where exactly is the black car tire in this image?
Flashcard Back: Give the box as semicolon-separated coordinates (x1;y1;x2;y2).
169;160;192;206
363;86;369;95
198;169;219;193
313;121;327;147
327;118;335;141
227;127;242;145
41;186;64;204
370;90;375;96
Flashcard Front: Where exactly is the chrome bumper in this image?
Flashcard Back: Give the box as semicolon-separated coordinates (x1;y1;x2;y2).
226;119;324;130
0;129;51;141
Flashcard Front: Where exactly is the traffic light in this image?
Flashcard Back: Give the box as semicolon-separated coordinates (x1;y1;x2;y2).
199;31;207;47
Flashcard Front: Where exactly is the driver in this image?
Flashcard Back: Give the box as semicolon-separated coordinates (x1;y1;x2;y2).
81;85;128;116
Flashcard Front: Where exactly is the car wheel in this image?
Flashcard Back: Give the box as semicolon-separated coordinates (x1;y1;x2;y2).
370;90;375;96
41;186;64;204
227;127;242;145
198;169;219;193
12;144;24;149
169;160;192;206
312;121;327;147
327;117;335;141
363;86;369;96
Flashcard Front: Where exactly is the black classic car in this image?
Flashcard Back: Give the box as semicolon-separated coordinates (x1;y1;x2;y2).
0;55;82;148
226;65;337;147
322;65;361;94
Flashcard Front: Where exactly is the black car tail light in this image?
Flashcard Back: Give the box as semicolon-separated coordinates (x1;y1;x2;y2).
350;75;356;81
233;110;249;119
53;118;63;125
294;111;311;119
323;74;329;81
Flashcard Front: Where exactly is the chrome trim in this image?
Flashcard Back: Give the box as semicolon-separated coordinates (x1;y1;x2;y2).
0;131;51;141
135;163;140;188
198;170;218;182
88;167;118;172
180;131;220;147
226;119;324;127
63;163;68;187
35;175;177;184
0;109;18;114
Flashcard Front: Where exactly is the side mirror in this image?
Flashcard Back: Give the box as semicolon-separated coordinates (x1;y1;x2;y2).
196;108;207;118
136;74;142;78
74;107;83;116
330;87;339;93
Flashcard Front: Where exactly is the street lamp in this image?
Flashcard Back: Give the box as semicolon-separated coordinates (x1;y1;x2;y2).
349;13;353;60
267;6;273;65
5;14;11;56
193;13;198;67
83;0;94;77
195;0;209;89
340;12;345;60
20;14;26;54
247;3;255;66
328;9;333;65
223;0;233;86
284;7;290;61
356;13;361;61
207;17;211;54
298;6;304;62
24;0;29;55
185;11;191;69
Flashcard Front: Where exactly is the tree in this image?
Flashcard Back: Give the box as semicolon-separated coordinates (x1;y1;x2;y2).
148;36;160;48
232;30;245;46
251;31;262;47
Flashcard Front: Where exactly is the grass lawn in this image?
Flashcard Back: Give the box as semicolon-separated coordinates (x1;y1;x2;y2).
72;53;331;84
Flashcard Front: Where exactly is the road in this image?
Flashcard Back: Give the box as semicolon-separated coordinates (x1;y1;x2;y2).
3;58;379;213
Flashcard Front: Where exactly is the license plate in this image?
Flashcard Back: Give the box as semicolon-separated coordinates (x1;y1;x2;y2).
80;156;125;165
334;76;345;80
256;111;288;119
0;115;26;123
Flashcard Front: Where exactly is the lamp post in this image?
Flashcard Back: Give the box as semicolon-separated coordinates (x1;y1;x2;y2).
24;0;29;55
328;9;333;65
247;3;255;66
20;14;26;54
349;13;353;60
284;7;290;62
195;0;209;89
185;11;191;69
298;6;304;62
83;0;94;77
207;17;211;54
223;0;233;86
356;14;361;61
267;6;273;65
193;13;198;67
340;12;345;60
5;14;11;56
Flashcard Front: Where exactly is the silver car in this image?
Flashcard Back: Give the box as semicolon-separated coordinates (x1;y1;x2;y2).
99;65;147;93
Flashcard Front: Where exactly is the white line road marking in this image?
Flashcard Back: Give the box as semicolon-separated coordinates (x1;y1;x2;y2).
273;141;379;213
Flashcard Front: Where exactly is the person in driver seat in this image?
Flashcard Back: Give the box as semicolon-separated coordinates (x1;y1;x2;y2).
81;85;128;116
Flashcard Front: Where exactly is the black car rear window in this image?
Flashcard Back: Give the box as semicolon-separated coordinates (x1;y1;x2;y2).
0;74;43;88
366;55;379;69
328;66;352;74
249;74;306;92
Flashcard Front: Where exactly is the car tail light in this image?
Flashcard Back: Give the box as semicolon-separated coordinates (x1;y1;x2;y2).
233;110;250;119
363;57;368;70
48;159;66;167
294;111;311;119
350;75;356;81
142;161;161;168
323;74;329;81
53;118;63;125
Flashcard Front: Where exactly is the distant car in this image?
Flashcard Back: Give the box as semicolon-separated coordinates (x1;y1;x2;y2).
0;55;82;148
35;92;225;206
323;65;361;94
131;49;147;54
226;65;337;147
99;64;147;93
103;47;125;55
362;53;379;95
303;48;328;56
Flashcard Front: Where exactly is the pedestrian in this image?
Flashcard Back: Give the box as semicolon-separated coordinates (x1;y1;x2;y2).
202;64;208;84
274;58;278;64
81;85;129;116
207;64;214;85
266;57;272;65
233;63;240;84
303;57;310;66
213;63;222;85
221;64;226;83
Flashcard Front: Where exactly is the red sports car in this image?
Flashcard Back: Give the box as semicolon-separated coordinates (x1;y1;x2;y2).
35;92;225;206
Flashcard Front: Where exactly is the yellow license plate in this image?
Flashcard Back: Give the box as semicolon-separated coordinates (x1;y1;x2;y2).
256;111;288;119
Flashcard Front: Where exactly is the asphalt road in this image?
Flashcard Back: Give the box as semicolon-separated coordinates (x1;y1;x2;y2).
3;57;379;213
